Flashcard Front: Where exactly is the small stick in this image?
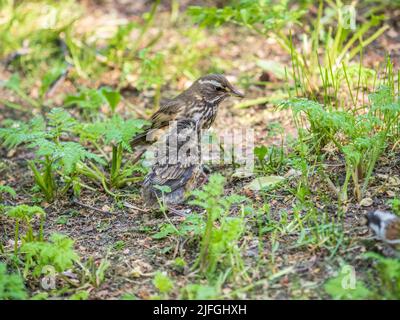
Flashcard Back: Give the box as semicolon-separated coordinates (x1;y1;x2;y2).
72;199;111;215
46;64;72;98
122;201;148;213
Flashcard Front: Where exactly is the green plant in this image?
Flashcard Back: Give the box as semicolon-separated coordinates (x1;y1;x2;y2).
152;212;205;240
0;108;104;201
153;271;174;298
104;22;137;69
189;174;247;278
0;1;81;109
324;265;370;299
167;28;213;81
189;1;388;100
64;87;106;118
288;2;387;99
20;233;79;278
104;0;162;87
120;293;137;300
254;144;286;174
325;253;400;299
80;256;111;287
68;290;89;300
363;252;400;299
189;0;303;46
64;87;122;118
77;115;148;192
180;283;219;300
153;175;248;281
280;75;399;203
0;263;27;300
0;73;40;109
0;185;16;212
5;205;46;254
136;49;165;110
390;198;400;215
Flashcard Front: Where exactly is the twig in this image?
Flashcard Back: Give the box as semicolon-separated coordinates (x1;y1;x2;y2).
325;175;340;198
122;201;148;213
46;64;72;98
72;199;111;215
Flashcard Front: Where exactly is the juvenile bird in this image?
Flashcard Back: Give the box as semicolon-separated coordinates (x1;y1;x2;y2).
367;210;400;246
131;74;244;147
142;118;202;210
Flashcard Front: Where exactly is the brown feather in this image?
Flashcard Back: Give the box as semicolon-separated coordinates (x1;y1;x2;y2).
386;220;400;241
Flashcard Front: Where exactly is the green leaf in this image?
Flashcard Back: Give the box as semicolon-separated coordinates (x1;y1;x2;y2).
64;88;104;111
6;205;46;221
20;233;79;277
101;88;121;112
245;176;285;191
69;291;89;300
0;185;17;198
254;145;268;162
152;223;179;239
325;271;371;300
0;263;27;300
153;272;174;294
182;284;218;299
47;108;77;132
154;185;172;194
0;117;46;149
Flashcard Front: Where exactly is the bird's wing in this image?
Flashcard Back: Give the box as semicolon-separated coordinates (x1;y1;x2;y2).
144;119;200;193
144;163;198;193
150;98;189;129
130;99;185;147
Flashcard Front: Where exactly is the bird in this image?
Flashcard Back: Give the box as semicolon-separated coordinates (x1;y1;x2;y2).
366;210;400;246
141;118;202;212
130;74;244;148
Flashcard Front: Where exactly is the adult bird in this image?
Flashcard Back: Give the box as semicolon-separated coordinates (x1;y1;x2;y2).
130;74;244;147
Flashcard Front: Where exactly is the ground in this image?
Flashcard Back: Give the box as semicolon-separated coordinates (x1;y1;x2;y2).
1;0;400;300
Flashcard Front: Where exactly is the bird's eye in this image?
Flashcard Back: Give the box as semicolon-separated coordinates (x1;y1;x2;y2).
215;86;224;91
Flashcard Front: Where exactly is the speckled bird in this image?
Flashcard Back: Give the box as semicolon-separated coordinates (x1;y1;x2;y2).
131;74;244;147
141;118;202;209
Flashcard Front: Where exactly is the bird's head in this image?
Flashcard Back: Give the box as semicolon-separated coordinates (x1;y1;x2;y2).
189;74;244;104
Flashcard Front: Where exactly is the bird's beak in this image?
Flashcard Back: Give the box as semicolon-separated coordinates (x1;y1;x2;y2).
228;85;244;98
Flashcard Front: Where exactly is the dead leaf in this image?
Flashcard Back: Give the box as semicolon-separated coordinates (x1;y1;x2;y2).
244;175;285;191
388;176;400;186
360;198;373;207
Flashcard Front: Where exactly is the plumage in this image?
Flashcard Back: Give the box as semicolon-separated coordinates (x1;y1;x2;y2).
367;210;400;245
142;119;202;207
131;74;244;147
